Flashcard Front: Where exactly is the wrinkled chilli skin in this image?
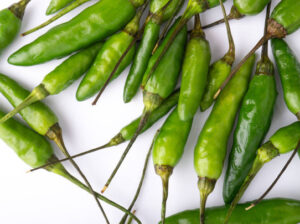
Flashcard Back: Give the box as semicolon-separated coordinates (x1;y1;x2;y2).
8;0;138;65
162;198;300;224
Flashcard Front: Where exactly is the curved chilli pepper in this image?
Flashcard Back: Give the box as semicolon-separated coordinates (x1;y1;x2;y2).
76;12;140;101
8;0;143;66
46;0;75;15
272;39;300;119
200;0;235;111
162;198;300;224
0;42;103;124
0;74;109;218
0;0;30;53
194;55;256;224
215;0;300;98
178;15;211;121
123;0;183;103
29;90;180;172
23;0;91;36
0;110;141;223
233;0;271;15
224;121;300;223
223;58;277;204
223;4;277;204
152;107;193;223
101;19;187;193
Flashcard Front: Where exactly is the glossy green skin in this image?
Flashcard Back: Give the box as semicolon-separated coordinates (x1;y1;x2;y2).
46;0;75;15
8;0;136;66
153;107;193;167
124;21;160;103
0;9;21;53
270;121;300;154
76;32;135;101
233;0;271;15
207;0;226;8
0;74;58;136
121;90;179;141
162;198;300;224
0;110;53;168
271;0;300;34
144;19;187;99
43;42;103;95
178;36;211;121
272;39;300;116
150;0;183;21
194;55;256;179
200;60;231;111
223;73;277;204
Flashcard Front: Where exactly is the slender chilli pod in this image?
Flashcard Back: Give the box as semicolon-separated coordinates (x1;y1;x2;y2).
8;0;144;65
0;74;108;221
0;42;103;124
178;14;211;121
194;55;256;224
162;198;300;224
30;90;180;172
22;0;91;36
224;121;300;223
214;0;300;99
101;18;187;193
0;0;30;53
0;109;142;223
223;3;277;205
153;107;193;223
123;0;183;103
200;0;235;111
203;0;271;29
46;0;75;15
76;6;146;101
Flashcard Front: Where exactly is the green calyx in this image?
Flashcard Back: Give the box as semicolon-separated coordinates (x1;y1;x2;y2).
257;141;280;164
9;0;30;19
255;56;274;76
183;0;208;20
229;5;245;19
124;7;144;36
130;0;145;8
222;49;235;66
143;91;164;112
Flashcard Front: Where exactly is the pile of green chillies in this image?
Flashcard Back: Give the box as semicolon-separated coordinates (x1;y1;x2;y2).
0;0;300;223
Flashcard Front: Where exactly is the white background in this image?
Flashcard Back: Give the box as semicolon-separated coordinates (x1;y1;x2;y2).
0;0;299;223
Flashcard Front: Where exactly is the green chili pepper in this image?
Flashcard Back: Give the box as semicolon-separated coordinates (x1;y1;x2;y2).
0;109;141;223
272;38;300;119
215;0;300;98
76;10;142;101
234;0;271;15
0;42;103;124
0;0;30;53
23;0;91;36
224;121;300;223
223;3;277;205
152;107;193;223
46;0;75;15
30;90;180;172
162;198;300;224
101;18;187;193
8;0;143;66
200;0;235;111
194;54;256;224
123;0;183;103
0;74;109;219
178;15;211;121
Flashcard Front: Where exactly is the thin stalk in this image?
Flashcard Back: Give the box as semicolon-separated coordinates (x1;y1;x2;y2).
47;124;109;223
152;0;185;54
219;0;235;57
101;111;151;193
91;0;150;105
119;130;159;224
261;2;272;59
54;167;142;224
246;142;300;211
22;0;90;36
126;210;136;224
